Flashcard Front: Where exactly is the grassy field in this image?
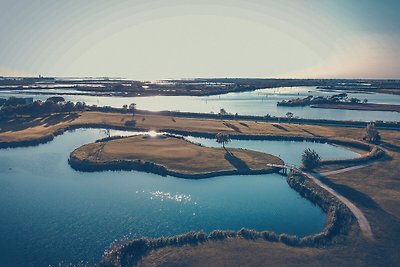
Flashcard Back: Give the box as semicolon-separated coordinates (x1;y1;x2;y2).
71;135;282;175
0;111;385;144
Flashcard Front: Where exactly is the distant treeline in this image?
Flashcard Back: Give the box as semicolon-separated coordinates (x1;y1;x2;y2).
0;97;86;119
1;78;399;98
179;78;400;90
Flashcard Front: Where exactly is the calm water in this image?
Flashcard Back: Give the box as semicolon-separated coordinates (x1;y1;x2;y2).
1;86;399;121
0;129;358;266
185;136;358;166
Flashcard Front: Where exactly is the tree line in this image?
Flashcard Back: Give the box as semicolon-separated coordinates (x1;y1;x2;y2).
0;97;87;119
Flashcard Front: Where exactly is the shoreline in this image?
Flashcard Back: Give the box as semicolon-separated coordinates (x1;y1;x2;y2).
68;153;281;179
100;170;355;266
68;135;283;179
311;103;400;113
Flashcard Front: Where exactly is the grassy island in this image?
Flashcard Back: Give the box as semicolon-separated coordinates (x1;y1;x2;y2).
69;134;283;178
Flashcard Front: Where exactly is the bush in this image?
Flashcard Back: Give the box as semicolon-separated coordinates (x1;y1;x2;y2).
301;148;320;170
279;233;299;246
238;228;259;240
124;119;136;127
364;122;381;143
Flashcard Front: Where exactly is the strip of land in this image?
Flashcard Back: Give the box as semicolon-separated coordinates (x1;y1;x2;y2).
1;111;398;146
312;103;400;113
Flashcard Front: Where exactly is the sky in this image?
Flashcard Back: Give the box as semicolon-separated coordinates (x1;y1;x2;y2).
0;0;399;80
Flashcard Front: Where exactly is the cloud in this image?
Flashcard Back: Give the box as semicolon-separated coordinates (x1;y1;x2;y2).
286;34;400;79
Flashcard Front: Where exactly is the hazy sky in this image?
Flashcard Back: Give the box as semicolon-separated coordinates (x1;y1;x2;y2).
1;0;399;79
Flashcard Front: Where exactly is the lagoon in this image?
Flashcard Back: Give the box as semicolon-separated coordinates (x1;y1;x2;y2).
0;128;358;266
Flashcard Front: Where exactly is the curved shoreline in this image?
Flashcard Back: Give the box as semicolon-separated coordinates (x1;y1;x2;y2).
100;171;355;266
69;156;280;179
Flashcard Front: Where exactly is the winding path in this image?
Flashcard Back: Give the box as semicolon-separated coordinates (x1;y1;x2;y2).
267;163;375;241
320;164;371;176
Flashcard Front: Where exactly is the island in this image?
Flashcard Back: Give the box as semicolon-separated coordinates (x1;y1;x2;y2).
277;93;400;113
69;134;284;178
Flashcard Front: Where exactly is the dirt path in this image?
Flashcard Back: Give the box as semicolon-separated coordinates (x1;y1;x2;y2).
267;164;374;241
320;164;371;176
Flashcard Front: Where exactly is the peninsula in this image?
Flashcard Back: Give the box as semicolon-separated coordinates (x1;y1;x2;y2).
69;134;283;178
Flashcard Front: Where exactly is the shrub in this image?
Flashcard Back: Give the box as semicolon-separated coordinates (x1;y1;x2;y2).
124;119;136;127
365;122;381;143
260;230;279;242
279;233;299;246
301;148;321;170
238;228;259;240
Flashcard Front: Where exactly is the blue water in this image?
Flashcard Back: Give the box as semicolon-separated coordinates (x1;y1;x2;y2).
0;129;357;266
185;136;358;166
1;86;399;121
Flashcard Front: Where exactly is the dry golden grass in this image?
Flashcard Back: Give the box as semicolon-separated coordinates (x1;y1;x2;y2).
136;238;368;267
0;111;389;143
73;112;364;138
72;135;282;174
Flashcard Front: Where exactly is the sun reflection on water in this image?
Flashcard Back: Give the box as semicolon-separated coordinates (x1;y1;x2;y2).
150;191;192;203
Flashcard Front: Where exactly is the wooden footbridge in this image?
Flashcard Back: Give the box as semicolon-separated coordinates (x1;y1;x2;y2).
266;163;298;175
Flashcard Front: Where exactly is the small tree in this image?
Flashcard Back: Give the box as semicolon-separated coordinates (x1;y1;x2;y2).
365;122;380;143
102;128;111;138
219;108;227;120
216;132;231;151
129;103;136;116
124;119;136;127
363;99;368;104
301;148;320;170
286;112;294;122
